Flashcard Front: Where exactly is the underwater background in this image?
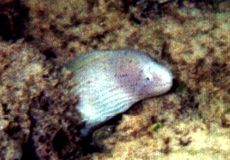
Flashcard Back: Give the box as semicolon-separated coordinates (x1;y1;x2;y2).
0;0;230;159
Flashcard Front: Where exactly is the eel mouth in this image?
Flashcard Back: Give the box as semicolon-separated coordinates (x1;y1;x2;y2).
155;81;173;95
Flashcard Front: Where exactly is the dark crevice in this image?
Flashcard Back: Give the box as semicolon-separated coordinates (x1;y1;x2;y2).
52;129;83;159
0;14;12;41
21;141;39;160
52;129;69;159
24;34;35;42
41;48;57;60
167;78;179;94
130;14;141;24
21;99;40;160
5;122;21;139
2;103;10;115
38;91;50;111
0;0;29;41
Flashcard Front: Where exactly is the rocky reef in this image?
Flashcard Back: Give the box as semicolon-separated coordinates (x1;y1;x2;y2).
0;0;230;159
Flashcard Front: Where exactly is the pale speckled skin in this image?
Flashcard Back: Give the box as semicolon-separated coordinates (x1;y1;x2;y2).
67;49;173;136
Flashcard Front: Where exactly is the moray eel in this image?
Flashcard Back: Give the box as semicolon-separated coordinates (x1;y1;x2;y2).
66;49;173;136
